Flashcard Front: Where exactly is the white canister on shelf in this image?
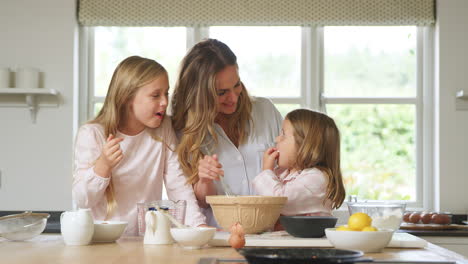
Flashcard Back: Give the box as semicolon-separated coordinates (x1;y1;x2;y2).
0;67;10;88
15;67;39;88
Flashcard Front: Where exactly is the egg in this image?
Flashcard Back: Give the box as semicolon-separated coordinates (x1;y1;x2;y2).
228;222;246;249
230;222;245;236
403;212;412;223
431;214;451;225
228;233;245;249
409;213;421;224
420;212;434;224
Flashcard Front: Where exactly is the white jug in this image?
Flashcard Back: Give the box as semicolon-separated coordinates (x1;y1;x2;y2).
61;208;94;246
144;208;174;245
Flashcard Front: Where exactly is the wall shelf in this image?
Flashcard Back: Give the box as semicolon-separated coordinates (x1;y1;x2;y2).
456;90;468;100
0;88;60;123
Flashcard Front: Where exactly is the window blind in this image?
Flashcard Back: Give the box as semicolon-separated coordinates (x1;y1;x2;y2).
78;0;435;27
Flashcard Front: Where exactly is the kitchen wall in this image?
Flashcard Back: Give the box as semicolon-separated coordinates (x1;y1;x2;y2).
0;0;467;213
0;0;77;210
435;0;468;213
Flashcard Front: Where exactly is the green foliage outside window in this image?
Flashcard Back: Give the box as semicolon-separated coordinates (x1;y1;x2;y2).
327;104;416;201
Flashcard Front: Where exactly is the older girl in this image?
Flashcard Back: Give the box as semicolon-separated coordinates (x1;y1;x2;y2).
73;56;206;235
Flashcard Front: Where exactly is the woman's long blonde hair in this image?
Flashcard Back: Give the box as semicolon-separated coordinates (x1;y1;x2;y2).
90;56;167;218
171;39;252;184
285;109;346;209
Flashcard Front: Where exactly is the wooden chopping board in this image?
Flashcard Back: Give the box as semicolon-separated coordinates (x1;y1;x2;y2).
400;223;468;230
209;231;427;248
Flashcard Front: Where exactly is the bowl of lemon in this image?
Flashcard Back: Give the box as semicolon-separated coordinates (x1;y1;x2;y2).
325;212;393;253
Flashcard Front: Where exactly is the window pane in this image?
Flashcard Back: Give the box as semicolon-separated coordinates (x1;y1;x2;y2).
324;26;416;97
94;102;103;116
94;27;186;98
209;27;301;98
326;104;416;201
274;104;301;118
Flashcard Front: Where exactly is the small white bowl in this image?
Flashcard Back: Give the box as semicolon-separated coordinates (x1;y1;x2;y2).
325;228;393;253
92;221;128;243
170;227;216;249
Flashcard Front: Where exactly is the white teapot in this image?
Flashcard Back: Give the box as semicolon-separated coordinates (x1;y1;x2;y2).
61;208;94;245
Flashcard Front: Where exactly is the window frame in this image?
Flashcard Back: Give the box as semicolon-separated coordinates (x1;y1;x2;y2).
79;25;434;210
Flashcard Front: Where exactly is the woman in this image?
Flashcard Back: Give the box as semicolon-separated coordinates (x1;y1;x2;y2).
171;39;283;226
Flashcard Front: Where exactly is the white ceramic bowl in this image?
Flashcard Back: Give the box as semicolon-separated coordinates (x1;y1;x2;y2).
325;228;393;253
170;227;216;249
92;221;128;243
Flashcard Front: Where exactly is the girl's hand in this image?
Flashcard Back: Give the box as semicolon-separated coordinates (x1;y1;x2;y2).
197;154;224;182
94;134;124;177
262;147;279;171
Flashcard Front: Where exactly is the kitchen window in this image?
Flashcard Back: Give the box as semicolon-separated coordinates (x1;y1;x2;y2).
324;26;419;203
82;25;433;208
86;27;187;116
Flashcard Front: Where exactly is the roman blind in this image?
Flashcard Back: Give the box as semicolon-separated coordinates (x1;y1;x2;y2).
78;0;435;27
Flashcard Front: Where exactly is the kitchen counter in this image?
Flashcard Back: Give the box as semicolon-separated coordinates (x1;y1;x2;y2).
403;229;468;237
4;211;468;237
1;234;467;264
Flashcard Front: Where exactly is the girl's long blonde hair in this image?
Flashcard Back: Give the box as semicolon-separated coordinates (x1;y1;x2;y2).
285;109;346;209
171;39;252;184
90;56;167;218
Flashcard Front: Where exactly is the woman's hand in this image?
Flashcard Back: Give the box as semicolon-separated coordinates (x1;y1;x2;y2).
198;154;224;182
94;134;124;178
262;147;279;171
194;154;223;208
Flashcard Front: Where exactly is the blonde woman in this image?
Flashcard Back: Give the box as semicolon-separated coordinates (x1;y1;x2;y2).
253;109;346;219
171;39;283;226
73;56;206;235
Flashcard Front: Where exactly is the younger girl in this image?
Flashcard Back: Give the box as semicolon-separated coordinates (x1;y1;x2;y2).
252;109;346;217
73;56;206;235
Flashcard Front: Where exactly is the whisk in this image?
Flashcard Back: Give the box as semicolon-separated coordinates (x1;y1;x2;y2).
203;148;235;197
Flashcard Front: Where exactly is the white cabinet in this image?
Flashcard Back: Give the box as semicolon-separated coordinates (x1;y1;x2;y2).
0;88;60;123
423;236;468;257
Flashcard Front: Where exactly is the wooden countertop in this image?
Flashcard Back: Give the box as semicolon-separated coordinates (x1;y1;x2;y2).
1;234;467;264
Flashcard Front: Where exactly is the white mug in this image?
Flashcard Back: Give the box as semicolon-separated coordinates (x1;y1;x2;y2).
61;208;94;246
15;67;39;88
0;68;10;88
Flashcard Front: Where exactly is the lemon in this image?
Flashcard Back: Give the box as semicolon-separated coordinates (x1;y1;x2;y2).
362;226;378;232
336;225;353;231
348;212;372;231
